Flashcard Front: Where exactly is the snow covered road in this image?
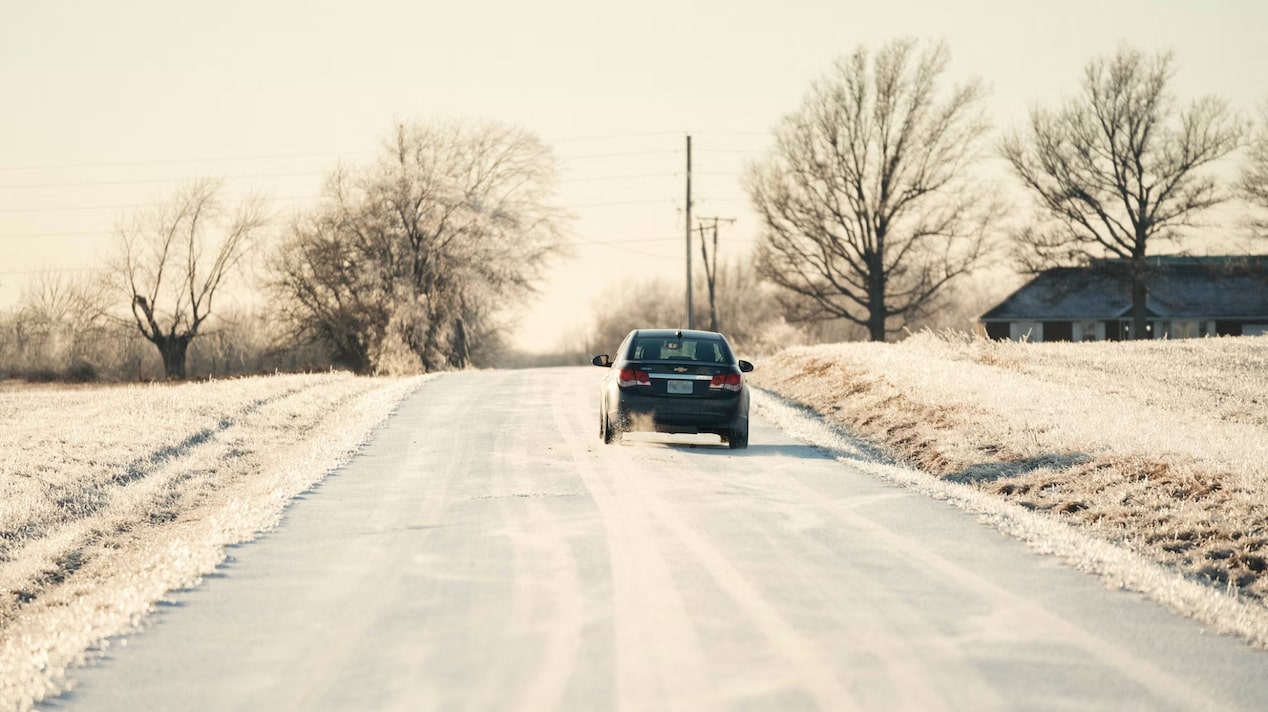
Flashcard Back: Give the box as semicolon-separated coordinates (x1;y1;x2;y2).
43;367;1268;711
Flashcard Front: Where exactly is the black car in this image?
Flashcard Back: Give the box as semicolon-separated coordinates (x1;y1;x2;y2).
592;329;754;449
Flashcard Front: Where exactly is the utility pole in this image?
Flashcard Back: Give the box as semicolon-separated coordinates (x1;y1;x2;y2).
696;216;735;333
685;134;693;330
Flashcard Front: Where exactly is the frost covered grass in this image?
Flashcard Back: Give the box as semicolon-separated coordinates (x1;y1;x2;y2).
0;373;426;711
750;332;1268;646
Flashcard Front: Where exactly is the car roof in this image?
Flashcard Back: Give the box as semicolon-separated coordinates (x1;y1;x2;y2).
629;328;727;341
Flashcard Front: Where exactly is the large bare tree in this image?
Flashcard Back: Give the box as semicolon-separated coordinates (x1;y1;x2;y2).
1001;46;1246;339
271;120;567;374
114;179;267;379
746;38;997;342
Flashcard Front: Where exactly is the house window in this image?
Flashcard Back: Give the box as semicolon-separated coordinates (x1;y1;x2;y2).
1042;321;1073;342
1073;321;1098;341
1170;320;1199;339
1012;321;1040;342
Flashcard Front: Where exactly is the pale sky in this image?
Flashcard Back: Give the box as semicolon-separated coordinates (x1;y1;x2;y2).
2;1;1266;352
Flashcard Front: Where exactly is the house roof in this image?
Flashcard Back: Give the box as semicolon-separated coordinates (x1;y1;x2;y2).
980;256;1268;322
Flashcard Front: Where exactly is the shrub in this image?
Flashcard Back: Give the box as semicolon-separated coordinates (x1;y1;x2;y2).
66;361;99;383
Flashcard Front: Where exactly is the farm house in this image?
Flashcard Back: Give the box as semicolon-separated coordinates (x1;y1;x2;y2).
978;256;1268;342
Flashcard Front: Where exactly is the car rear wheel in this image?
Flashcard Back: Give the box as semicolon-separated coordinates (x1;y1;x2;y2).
601;411;617;444
727;427;748;450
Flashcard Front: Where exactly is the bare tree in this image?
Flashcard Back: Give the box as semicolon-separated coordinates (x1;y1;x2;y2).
588;259;805;358
1242;98;1268;237
1001;46;1246;339
269;189;391;375
271;120;568;374
0;272;113;379
113;179;267;379
746;38;997;342
19;271;110;329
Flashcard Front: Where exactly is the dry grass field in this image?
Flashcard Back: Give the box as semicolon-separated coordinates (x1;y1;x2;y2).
0;373;424;711
750;332;1268;636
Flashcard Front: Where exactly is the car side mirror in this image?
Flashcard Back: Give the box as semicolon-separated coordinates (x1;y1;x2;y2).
738;360;754;373
592;354;612;368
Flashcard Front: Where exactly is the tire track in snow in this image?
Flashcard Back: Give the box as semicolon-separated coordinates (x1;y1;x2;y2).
550;369;878;709
489;371;590;712
550;373;715;712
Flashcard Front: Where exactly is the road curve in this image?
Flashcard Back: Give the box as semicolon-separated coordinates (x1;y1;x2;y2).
43;368;1268;711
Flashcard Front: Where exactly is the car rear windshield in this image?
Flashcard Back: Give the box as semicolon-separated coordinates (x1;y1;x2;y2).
629;336;733;364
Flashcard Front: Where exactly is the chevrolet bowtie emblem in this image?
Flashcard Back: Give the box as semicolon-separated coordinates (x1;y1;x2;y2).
673;367;689;373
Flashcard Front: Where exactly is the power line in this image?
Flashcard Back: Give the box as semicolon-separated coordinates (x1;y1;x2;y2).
0;197;693;238
568;198;677;209
0;164;716;193
582;241;679;261
0;239;758;280
559;149;680;161
0;194;331;215
0;133;754;242
0;231;112;240
572;236;680;246
555;171;677;184
0;129;759;174
0;187;697;220
0;267;106;276
0;171;326;191
687;195;750;206
0;151;374;173
693;148;764;155
549;131;683;144
0;136;676;173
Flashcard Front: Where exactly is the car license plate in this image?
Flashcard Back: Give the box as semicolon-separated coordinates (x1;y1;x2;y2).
667;379;694;395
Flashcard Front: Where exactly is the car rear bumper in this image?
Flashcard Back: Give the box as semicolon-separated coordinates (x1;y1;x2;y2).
612;389;748;434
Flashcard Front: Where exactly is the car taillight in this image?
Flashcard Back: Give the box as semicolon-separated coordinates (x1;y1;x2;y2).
710;372;742;392
617;368;651;387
